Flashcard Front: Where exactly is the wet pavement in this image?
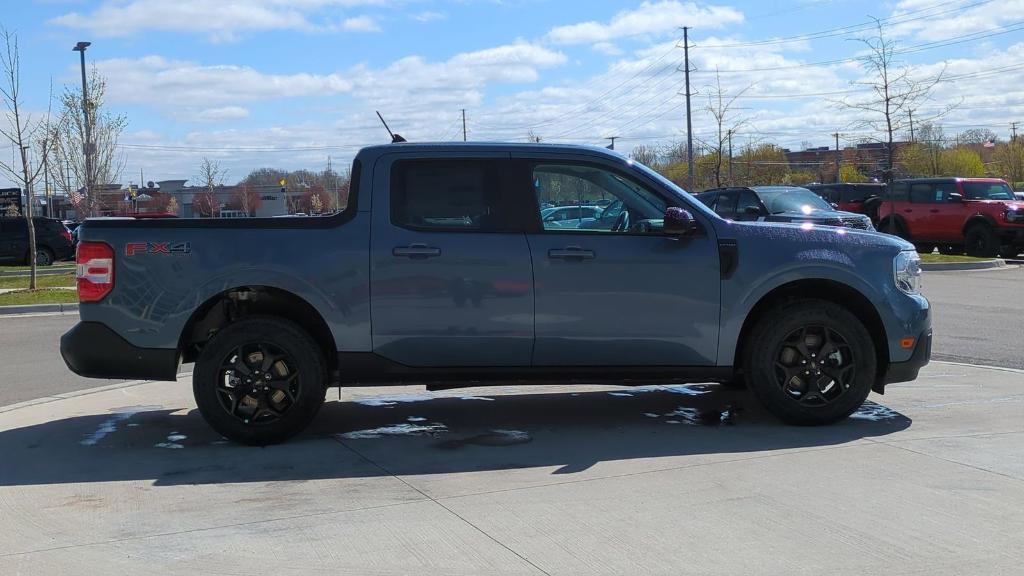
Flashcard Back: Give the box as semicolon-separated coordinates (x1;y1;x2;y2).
1;361;1022;575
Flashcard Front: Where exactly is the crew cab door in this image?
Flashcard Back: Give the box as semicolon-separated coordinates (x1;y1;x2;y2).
515;153;721;366
0;218;27;263
369;154;535;367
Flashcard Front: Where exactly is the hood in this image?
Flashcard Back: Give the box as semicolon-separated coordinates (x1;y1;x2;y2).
767;208;863;221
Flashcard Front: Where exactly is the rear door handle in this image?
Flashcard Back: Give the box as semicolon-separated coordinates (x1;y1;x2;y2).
930;209;940;213
903;209;913;213
549;247;595;260
393;244;441;259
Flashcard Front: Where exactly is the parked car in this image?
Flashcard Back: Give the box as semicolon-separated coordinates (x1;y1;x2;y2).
804;183;886;221
1015;192;1024;201
0;217;74;265
694;186;875;230
539;205;602;229
876;178;1024;257
62;143;930;445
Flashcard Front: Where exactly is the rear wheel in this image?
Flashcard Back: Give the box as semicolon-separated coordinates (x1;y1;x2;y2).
193;317;327;445
938;245;962;256
744;299;876;425
880;219;908;240
964;225;999;258
30;247;54;266
914;243;935;255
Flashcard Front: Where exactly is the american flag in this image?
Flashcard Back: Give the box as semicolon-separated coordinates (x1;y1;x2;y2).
983;137;996;148
70;190;83;205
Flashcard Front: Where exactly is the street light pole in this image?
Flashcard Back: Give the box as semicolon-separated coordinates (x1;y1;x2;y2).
73;41;92;215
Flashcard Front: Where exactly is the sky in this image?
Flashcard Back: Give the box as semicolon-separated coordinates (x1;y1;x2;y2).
3;0;1024;186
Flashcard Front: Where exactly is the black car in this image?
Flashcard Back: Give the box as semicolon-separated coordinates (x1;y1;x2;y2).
0;217;75;265
695;186;875;230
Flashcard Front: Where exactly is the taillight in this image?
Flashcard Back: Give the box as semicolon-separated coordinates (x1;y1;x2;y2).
61;229;73;244
76;241;114;303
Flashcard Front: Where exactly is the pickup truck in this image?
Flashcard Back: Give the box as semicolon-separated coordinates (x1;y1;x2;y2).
61;143;931;445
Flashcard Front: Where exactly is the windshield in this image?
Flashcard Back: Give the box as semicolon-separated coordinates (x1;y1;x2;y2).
758;189;834;214
962;182;1015;200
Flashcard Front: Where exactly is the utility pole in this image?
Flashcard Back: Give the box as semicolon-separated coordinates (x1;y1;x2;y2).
461;108;467;142
727;129;733;185
908;110;915;143
606;136;618;150
1012;122;1019;143
834;132;841;183
682;27;694;190
73;41;93;215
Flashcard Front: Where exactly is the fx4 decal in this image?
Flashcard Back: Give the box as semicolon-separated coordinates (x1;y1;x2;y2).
125;241;192;256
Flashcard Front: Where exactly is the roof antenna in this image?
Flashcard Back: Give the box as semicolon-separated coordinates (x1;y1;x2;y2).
376;111;407;143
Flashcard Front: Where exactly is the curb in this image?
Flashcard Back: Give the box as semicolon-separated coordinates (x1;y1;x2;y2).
0;267;75;278
0;371;193;414
0;302;78;315
921;258;1006;271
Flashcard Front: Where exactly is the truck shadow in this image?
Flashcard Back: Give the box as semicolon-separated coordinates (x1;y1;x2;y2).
0;386;910;487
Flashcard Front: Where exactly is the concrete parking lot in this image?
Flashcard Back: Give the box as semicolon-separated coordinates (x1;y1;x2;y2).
1;267;1022;575
1;362;1023;575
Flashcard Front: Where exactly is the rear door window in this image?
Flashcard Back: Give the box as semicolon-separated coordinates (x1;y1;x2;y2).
712;191;738;219
910;183;935;203
889;183;909;201
391;159;502;231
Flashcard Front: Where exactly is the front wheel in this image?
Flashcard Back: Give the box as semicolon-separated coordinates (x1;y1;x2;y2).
32;247;54;266
965;225;999;258
193;317;327;445
744;299;876;425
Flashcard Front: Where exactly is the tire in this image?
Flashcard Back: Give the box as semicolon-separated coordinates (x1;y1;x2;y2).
743;299;876;426
938;245;962;256
33;247;54;266
879;219;908;240
999;246;1020;259
193;316;327;445
964;225;999;258
914;243;935;255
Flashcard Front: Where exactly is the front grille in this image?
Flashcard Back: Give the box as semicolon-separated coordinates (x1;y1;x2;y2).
840;216;871;230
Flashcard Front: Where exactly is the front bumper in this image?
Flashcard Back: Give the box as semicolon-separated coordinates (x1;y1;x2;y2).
879;328;932;389
61;321;179;381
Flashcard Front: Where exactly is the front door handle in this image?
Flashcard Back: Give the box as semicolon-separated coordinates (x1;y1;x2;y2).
393;244;441;259
903;209;913;213
549;247;595;260
930;209;940;213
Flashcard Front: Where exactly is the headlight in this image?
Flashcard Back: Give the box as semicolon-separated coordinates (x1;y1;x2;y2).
1005;208;1024;223
894;250;922;295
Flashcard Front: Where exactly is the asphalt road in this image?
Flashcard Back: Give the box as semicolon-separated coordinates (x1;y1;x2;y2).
0;265;1019;407
0;314;126;406
925;265;1024;369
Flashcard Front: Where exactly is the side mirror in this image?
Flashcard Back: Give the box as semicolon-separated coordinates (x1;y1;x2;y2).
663;207;697;236
949;192;964;203
830;202;840;209
743;205;762;215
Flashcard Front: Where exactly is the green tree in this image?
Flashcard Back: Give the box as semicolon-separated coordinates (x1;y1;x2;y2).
992;141;1024;185
839;165;869;182
939;148;984;177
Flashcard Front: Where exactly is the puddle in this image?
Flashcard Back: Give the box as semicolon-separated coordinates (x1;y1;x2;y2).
642;412;660;418
608;392;633;397
79;405;163;446
353;394;436;407
459;396;495;401
155;431;187;449
850;402;901;421
406;416;427;422
438;429;533;449
663;404;738;426
337;422;447;440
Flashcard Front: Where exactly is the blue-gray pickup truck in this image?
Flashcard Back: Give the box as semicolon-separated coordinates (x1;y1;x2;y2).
61;143;931;445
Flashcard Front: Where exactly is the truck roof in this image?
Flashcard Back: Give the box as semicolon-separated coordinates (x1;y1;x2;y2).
356;141;626;159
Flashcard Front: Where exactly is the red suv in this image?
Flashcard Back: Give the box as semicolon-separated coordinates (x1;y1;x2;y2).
877;178;1024;257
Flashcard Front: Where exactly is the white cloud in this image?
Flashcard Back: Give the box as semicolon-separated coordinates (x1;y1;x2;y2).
412;11;446;22
342;15;381;32
97;56;352;107
49;0;393;40
184;106;252;123
889;0;1024;41
546;1;744;45
592;42;624;56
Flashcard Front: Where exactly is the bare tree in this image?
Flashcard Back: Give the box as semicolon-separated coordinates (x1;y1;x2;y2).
700;68;751;188
526;130;543;143
0;28;53;288
49;66;127;217
837;19;955;182
629;144;660;167
194;157;226;217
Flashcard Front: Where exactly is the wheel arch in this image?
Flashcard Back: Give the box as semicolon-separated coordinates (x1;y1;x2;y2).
962;214;997;236
733;279;889;391
178;286;338;372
